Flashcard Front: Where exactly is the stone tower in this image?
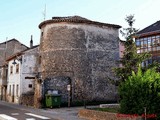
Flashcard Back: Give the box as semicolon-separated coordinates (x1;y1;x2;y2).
38;16;121;102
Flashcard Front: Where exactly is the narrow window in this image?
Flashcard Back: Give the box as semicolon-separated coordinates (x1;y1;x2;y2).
41;32;43;37
16;85;19;96
12;85;15;96
16;64;19;73
10;66;13;74
9;85;11;95
0;70;1;78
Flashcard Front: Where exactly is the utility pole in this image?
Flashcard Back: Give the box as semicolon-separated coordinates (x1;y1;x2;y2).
4;37;8;61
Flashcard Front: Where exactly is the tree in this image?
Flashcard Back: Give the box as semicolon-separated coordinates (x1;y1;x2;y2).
115;15;160;119
114;15;150;82
119;67;160;118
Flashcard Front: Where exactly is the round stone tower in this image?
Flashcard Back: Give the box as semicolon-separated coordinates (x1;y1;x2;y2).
39;16;121;102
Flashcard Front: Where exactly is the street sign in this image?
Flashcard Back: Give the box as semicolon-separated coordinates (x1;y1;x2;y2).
67;85;71;91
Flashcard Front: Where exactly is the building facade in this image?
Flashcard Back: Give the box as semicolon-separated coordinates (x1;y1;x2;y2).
7;54;22;103
135;21;160;66
6;45;39;105
0;39;28;101
20;45;39;106
38;16;121;104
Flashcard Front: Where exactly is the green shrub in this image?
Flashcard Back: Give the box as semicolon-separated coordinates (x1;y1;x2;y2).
119;67;160;118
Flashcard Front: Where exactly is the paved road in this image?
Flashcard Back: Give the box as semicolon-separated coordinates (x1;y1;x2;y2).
0;101;86;120
0;101;57;120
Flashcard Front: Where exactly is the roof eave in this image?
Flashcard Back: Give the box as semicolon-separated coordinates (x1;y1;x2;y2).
135;30;160;38
39;19;121;29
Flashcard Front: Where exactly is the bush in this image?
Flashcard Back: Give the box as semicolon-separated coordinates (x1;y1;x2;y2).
119;67;160;118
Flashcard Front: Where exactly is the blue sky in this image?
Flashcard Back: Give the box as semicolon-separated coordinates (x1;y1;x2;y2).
0;0;160;46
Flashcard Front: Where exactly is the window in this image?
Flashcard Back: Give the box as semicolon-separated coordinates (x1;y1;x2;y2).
41;31;43;37
136;40;141;47
16;64;19;73
148;37;151;47
16;85;19;96
152;36;156;46
0;70;1;78
157;46;160;51
10;66;13;74
9;85;11;95
143;40;147;48
12;85;15;96
148;47;152;51
152;46;157;51
28;84;32;88
140;39;144;48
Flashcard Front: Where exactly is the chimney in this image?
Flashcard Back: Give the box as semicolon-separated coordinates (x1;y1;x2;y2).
30;35;33;48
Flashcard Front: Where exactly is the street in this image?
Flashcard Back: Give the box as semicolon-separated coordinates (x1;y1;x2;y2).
0;101;57;120
0;101;86;120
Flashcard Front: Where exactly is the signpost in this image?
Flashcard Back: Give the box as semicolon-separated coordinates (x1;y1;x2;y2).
67;85;71;107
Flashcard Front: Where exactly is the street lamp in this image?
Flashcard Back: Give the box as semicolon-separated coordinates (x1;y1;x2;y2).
12;59;17;65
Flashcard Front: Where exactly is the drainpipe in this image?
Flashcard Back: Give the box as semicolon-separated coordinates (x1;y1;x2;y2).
19;57;23;104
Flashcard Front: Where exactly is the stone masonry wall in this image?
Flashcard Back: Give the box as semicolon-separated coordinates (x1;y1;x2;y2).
21;94;34;106
40;23;119;102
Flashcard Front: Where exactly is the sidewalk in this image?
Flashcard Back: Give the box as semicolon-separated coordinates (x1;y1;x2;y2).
43;107;87;120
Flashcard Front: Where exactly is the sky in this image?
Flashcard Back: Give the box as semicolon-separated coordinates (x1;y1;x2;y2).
0;0;160;47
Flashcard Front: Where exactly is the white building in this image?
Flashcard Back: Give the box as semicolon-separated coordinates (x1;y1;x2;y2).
0;39;28;101
6;45;39;105
7;53;21;103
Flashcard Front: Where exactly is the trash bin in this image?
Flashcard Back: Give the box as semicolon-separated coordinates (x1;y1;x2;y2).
45;94;61;108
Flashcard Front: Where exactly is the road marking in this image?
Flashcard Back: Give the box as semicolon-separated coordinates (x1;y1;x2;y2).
0;114;17;120
11;113;19;115
25;113;50;119
26;118;36;120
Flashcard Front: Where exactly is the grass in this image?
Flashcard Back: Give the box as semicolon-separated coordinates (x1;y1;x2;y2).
60;100;118;107
92;107;119;113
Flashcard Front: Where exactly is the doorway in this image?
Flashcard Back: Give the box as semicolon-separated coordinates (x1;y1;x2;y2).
12;85;15;102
